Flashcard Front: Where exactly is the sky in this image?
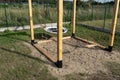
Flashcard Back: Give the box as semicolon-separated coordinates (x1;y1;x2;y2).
64;0;114;3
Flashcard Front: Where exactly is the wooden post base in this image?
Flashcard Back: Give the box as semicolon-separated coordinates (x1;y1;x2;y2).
105;46;113;52
55;60;62;68
31;40;37;45
71;33;75;38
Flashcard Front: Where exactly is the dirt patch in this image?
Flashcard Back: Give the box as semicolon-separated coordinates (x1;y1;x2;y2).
24;38;120;79
23;42;48;62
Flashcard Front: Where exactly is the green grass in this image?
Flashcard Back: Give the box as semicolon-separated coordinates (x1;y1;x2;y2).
80;18;120;31
0;4;58;27
0;31;57;80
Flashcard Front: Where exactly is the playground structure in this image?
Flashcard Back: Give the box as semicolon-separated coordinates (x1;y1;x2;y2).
28;0;120;68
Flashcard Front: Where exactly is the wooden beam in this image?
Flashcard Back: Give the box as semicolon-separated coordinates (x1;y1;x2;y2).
34;44;57;63
28;0;34;41
63;36;71;40
85;44;97;48
85;43;106;49
56;0;63;68
97;43;106;49
72;0;77;36
37;40;53;44
109;0;120;47
74;37;106;49
75;37;95;44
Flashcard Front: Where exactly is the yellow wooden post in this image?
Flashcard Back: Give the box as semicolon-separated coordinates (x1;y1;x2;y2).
72;0;77;37
28;0;35;44
55;0;63;68
108;0;119;51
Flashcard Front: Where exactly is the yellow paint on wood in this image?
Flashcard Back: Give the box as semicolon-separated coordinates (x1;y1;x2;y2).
85;44;97;48
28;0;34;40
72;0;77;34
57;0;63;61
62;36;71;40
37;40;53;44
109;0;120;46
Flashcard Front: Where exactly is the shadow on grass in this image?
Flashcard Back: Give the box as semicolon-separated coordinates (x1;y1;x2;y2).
0;31;30;43
0;31;58;67
0;31;28;36
0;46;44;63
0;43;56;68
1;32;53;41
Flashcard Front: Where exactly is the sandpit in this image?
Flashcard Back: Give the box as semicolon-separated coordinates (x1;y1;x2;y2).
37;38;120;76
25;38;120;78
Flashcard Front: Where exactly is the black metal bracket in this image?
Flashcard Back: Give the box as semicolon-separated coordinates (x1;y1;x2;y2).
55;60;62;68
31;40;37;45
104;46;113;52
71;33;75;38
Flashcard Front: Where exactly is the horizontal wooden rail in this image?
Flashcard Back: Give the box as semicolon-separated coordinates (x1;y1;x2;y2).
74;36;106;49
37;40;53;44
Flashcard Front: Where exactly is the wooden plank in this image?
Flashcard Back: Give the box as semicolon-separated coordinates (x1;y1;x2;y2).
28;0;34;41
85;44;106;49
97;44;106;49
75;37;106;49
72;0;77;34
37;40;53;44
75;37;95;44
63;36;71;40
85;44;97;48
109;0;120;46
34;44;57;63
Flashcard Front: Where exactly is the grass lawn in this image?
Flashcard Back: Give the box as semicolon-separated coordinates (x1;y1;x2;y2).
0;31;57;80
0;24;120;80
80;18;120;32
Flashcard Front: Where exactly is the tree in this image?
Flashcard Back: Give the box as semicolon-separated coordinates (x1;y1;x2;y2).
87;0;95;8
